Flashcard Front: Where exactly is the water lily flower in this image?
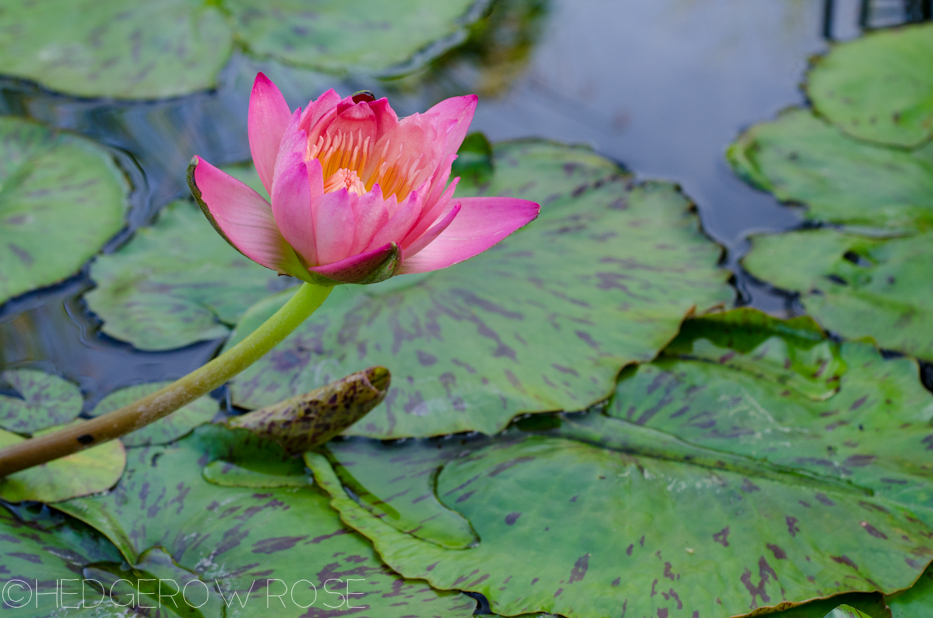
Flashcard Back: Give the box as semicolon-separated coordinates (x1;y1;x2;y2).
187;73;540;285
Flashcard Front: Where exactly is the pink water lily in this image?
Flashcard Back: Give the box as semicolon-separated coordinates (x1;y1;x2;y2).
187;74;540;285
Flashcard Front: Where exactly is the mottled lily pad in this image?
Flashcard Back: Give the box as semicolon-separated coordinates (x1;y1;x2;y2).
308;431;933;618
86;199;296;351
227;140;732;438
90;381;218;446
58;425;478;617
742;228;933;361
0;117;129;305
727;109;933;228
0;421;126;502
0;504;124;616
808;23;933;148
0;0;486;99
0;368;83;434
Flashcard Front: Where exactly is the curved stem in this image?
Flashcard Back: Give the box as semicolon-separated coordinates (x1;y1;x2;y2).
0;283;331;477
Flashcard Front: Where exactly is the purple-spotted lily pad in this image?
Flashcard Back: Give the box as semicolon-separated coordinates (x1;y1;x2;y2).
0;368;83;434
56;425;479;617
85;199;297;351
226;140;732;438
0;117;129;306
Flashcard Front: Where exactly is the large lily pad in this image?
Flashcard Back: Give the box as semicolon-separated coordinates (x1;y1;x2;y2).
0;421;126;503
727;109;933;228
85;199;296;351
57;425;479;617
227;140;732;438
742;228;933;361
226;0;486;75
0;117;129;306
90;381;218;446
308;430;933;618
0;368;83;434
888;563;933;617
808;23;933;148
0;0;486;99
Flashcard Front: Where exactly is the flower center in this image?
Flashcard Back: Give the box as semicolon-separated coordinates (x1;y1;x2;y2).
323;168;367;196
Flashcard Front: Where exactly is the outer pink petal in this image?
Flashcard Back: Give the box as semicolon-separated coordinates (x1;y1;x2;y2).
311;189;355;265
397;196;539;274
248;73;293;196
271;109;308;195
424;94;477;162
272;159;318;266
402;175;459;248
188;156;303;277
309;242;400;284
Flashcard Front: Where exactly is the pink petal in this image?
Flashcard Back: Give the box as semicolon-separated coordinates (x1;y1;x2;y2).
398;196;539;274
248;73;293;196
309;242;400;284
348;185;390;255
187;156;303;277
366;188;423;250
367;98;400;140
404;202;461;257
311;189;355;265
424;95;477;162
300;89;342;135
402;175;459;248
367;114;441;191
271;109;308;195
320;103;379;159
272;158;318;266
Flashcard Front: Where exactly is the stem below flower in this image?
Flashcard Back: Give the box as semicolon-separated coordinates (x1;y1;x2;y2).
0;283;331;478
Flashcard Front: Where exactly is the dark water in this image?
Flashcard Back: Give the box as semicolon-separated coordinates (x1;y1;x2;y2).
0;0;913;408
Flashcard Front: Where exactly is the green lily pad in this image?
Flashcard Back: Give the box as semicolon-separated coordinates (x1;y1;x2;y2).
0;368;83;434
0;0;233;100
307;430;933;618
58;425;479;617
227;140;732;438
86;546;226;618
608;309;933;520
742;228;933;361
86;199;296;351
0;0;486;99
203;459;311;488
727;109;933;228
888;563;933;617
0;421;126;502
808;23;933;148
0;117;129;306
0;504;125;616
90;381;218;446
226;0;485;75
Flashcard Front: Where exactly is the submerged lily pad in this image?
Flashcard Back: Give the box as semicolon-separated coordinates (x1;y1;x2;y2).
742;228;933;361
727;109;933;228
58;425;479;617
90;381;218;446
0;421;126;502
0;0;486;99
0;504;124;616
308;431;933;618
0;117;129;305
86;199;296;351
0;368;83;434
808;23;933;148
227;140;732;438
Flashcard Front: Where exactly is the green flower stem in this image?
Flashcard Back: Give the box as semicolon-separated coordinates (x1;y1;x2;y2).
0;283;331;477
